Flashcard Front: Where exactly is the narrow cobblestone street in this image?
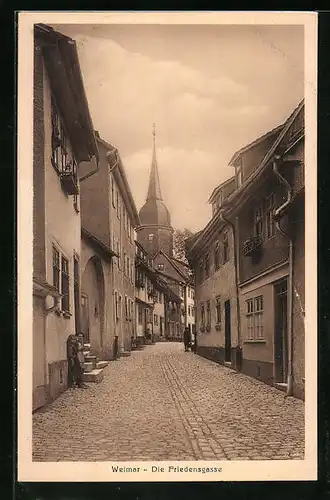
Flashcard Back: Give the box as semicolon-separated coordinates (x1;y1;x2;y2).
33;343;304;462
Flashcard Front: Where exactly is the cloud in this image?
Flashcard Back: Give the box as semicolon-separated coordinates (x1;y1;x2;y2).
53;26;304;231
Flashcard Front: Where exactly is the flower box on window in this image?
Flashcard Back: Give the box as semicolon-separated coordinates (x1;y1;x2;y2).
60;162;79;195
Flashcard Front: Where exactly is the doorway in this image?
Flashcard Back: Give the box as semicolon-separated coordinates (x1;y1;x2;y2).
81;293;90;343
274;279;288;383
224;300;231;362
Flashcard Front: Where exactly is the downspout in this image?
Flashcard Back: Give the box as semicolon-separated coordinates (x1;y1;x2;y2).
219;211;242;367
272;157;293;397
79;155;100;182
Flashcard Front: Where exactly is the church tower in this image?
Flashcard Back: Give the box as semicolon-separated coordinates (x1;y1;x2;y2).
136;124;174;257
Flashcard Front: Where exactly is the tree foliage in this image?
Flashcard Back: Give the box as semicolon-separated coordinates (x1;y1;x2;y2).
173;228;194;264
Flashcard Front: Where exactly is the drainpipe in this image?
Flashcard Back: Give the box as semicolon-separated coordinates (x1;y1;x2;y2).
219;211;242;367
272;158;294;397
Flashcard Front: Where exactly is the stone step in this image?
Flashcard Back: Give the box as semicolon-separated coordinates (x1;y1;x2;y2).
120;351;131;357
83;343;91;350
84;362;94;373
96;361;108;369
83;368;104;383
83;351;90;357
84;355;97;369
274;382;288;393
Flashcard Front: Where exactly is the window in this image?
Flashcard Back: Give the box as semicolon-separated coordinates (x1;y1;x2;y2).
125;296;128;320
191;306;195;317
215;296;221;326
246;295;264;340
52;246;60;294
223;231;229;263
180;286;184;298
119;295;122;319
123;253;127;275
206;300;211;328
254;205;263;238
61;256;70;313
201;303;205;327
154;314;158;326
157;263;164;271
191;289;195;300
214;241;220;270
188;305;191;316
138;305;143;325
115;291;119;320
117;241;121;269
199;261;204;283
265;193;276;240
205;253;210;279
159;292;163;304
51;96;77;182
236;166;243;188
116;191;120;218
111;177;115;207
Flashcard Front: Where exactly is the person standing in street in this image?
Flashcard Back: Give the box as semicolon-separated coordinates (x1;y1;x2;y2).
183;327;191;352
67;334;87;389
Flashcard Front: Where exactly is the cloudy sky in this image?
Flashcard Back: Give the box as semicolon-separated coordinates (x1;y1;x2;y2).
53;23;304;232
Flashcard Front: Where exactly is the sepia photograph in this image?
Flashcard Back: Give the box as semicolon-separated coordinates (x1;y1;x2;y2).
18;11;317;482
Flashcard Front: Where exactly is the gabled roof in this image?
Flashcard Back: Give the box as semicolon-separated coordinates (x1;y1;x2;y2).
228;124;284;167
34;24;99;164
153;250;193;283
81;227;118;259
187;100;304;261
170;256;194;283
153;271;182;302
208;175;236;204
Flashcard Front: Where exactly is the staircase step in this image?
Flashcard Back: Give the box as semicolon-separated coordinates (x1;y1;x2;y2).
84;362;94;373
83;368;104;383
120;351;131;357
274;382;288;393
83;351;90;357
96;361;108;369
83;343;91;350
84;355;97;369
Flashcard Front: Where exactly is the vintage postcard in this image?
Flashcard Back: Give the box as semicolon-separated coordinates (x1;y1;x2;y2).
18;11;318;482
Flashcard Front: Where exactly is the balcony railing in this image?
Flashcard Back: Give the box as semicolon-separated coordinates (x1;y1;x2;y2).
135;277;145;288
243;234;263;257
60;162;79;195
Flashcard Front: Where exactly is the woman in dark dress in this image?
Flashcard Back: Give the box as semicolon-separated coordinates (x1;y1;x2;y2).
183;327;191;352
67;334;87;388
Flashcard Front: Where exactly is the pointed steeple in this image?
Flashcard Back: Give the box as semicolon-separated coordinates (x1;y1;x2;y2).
147;123;163;201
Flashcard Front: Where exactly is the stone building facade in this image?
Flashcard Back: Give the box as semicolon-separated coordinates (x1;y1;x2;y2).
187;100;305;399
32;24;98;410
80;134;140;357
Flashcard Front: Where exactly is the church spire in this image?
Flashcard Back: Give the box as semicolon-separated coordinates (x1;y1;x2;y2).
146;123;163;201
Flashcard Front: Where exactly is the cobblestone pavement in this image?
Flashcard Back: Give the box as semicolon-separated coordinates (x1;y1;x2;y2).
33;342;304;461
